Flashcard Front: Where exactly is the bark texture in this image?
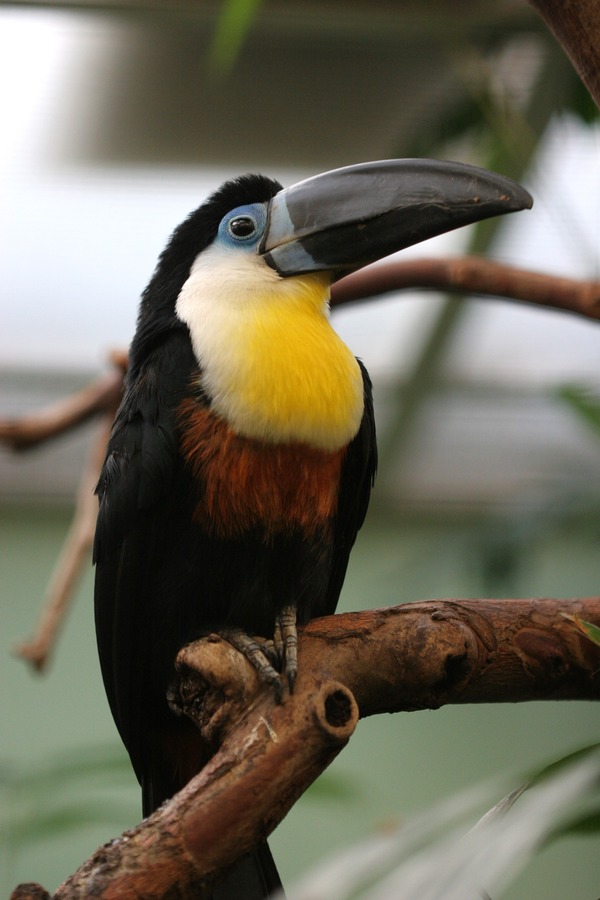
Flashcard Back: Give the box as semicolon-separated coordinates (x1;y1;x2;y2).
528;0;600;108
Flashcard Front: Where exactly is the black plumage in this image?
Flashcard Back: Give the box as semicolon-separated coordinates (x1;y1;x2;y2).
94;174;376;897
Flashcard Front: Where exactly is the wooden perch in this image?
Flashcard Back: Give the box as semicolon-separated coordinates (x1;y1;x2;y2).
293;598;600;711
13;596;599;899
55;644;358;899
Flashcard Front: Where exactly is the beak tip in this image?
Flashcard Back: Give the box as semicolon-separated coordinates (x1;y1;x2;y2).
506;187;534;211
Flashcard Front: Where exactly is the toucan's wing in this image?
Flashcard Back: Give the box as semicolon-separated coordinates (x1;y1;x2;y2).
326;359;377;611
93;328;197;777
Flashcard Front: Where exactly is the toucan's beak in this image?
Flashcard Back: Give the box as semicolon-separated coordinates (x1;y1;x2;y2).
261;159;532;279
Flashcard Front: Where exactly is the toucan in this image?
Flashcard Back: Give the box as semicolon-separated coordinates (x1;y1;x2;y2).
93;159;531;897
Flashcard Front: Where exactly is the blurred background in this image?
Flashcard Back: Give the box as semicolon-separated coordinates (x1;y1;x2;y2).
1;1;599;896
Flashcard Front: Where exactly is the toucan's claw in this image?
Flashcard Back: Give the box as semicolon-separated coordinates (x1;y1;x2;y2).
223;628;282;701
274;604;298;693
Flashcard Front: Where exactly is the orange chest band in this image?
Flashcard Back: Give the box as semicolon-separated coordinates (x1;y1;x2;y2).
178;399;346;539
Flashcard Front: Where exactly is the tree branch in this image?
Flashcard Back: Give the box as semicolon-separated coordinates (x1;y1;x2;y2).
13;413;117;671
3;356;123;671
13;596;599;899
0;353;125;451
528;0;600;109
295;598;600;712
1;258;598;456
54;649;358;899
331;258;600;321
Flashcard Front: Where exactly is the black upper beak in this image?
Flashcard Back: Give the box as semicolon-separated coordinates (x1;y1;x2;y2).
261;159;532;279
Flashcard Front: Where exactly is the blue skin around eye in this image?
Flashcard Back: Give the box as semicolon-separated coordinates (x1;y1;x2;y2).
217;203;268;250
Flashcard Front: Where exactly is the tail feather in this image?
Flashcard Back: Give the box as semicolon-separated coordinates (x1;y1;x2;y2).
213;843;283;898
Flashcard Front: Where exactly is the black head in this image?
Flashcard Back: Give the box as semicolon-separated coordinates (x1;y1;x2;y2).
130;174;282;370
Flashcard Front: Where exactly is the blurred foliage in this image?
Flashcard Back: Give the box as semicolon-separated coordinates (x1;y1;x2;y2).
288;746;600;900
3;742;599;897
557;384;600;439
1;745;136;852
405;35;598;160
209;0;265;74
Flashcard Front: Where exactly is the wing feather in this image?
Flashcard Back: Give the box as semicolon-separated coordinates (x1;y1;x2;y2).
326;359;377;610
94;329;197;779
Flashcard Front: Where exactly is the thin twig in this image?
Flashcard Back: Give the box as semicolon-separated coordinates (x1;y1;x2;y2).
14;409;117;671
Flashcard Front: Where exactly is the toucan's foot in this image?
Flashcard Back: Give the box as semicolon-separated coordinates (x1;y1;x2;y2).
223;628;283;701
274;604;298;693
222;607;297;700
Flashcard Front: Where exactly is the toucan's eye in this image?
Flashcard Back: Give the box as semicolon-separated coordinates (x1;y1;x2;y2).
228;216;257;239
217;202;267;249
217;203;267;253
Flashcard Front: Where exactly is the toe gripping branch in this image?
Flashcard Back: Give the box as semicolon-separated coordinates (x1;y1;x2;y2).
221;604;299;702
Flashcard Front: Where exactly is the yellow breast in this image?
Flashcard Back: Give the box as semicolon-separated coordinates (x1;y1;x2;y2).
175;251;364;451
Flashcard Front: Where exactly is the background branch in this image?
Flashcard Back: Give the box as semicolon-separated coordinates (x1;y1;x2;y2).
2;259;598;462
2;261;598;456
0;353;125;451
528;0;600;108
13;413;116;671
331;258;600;321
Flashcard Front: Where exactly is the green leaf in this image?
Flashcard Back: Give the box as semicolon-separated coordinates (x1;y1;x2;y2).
554;809;600;839
566;75;600;124
0;744;139;842
556;384;600;439
0;745;133;795
525;743;600;786
561;613;600;648
209;0;264;75
6;803;135;844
